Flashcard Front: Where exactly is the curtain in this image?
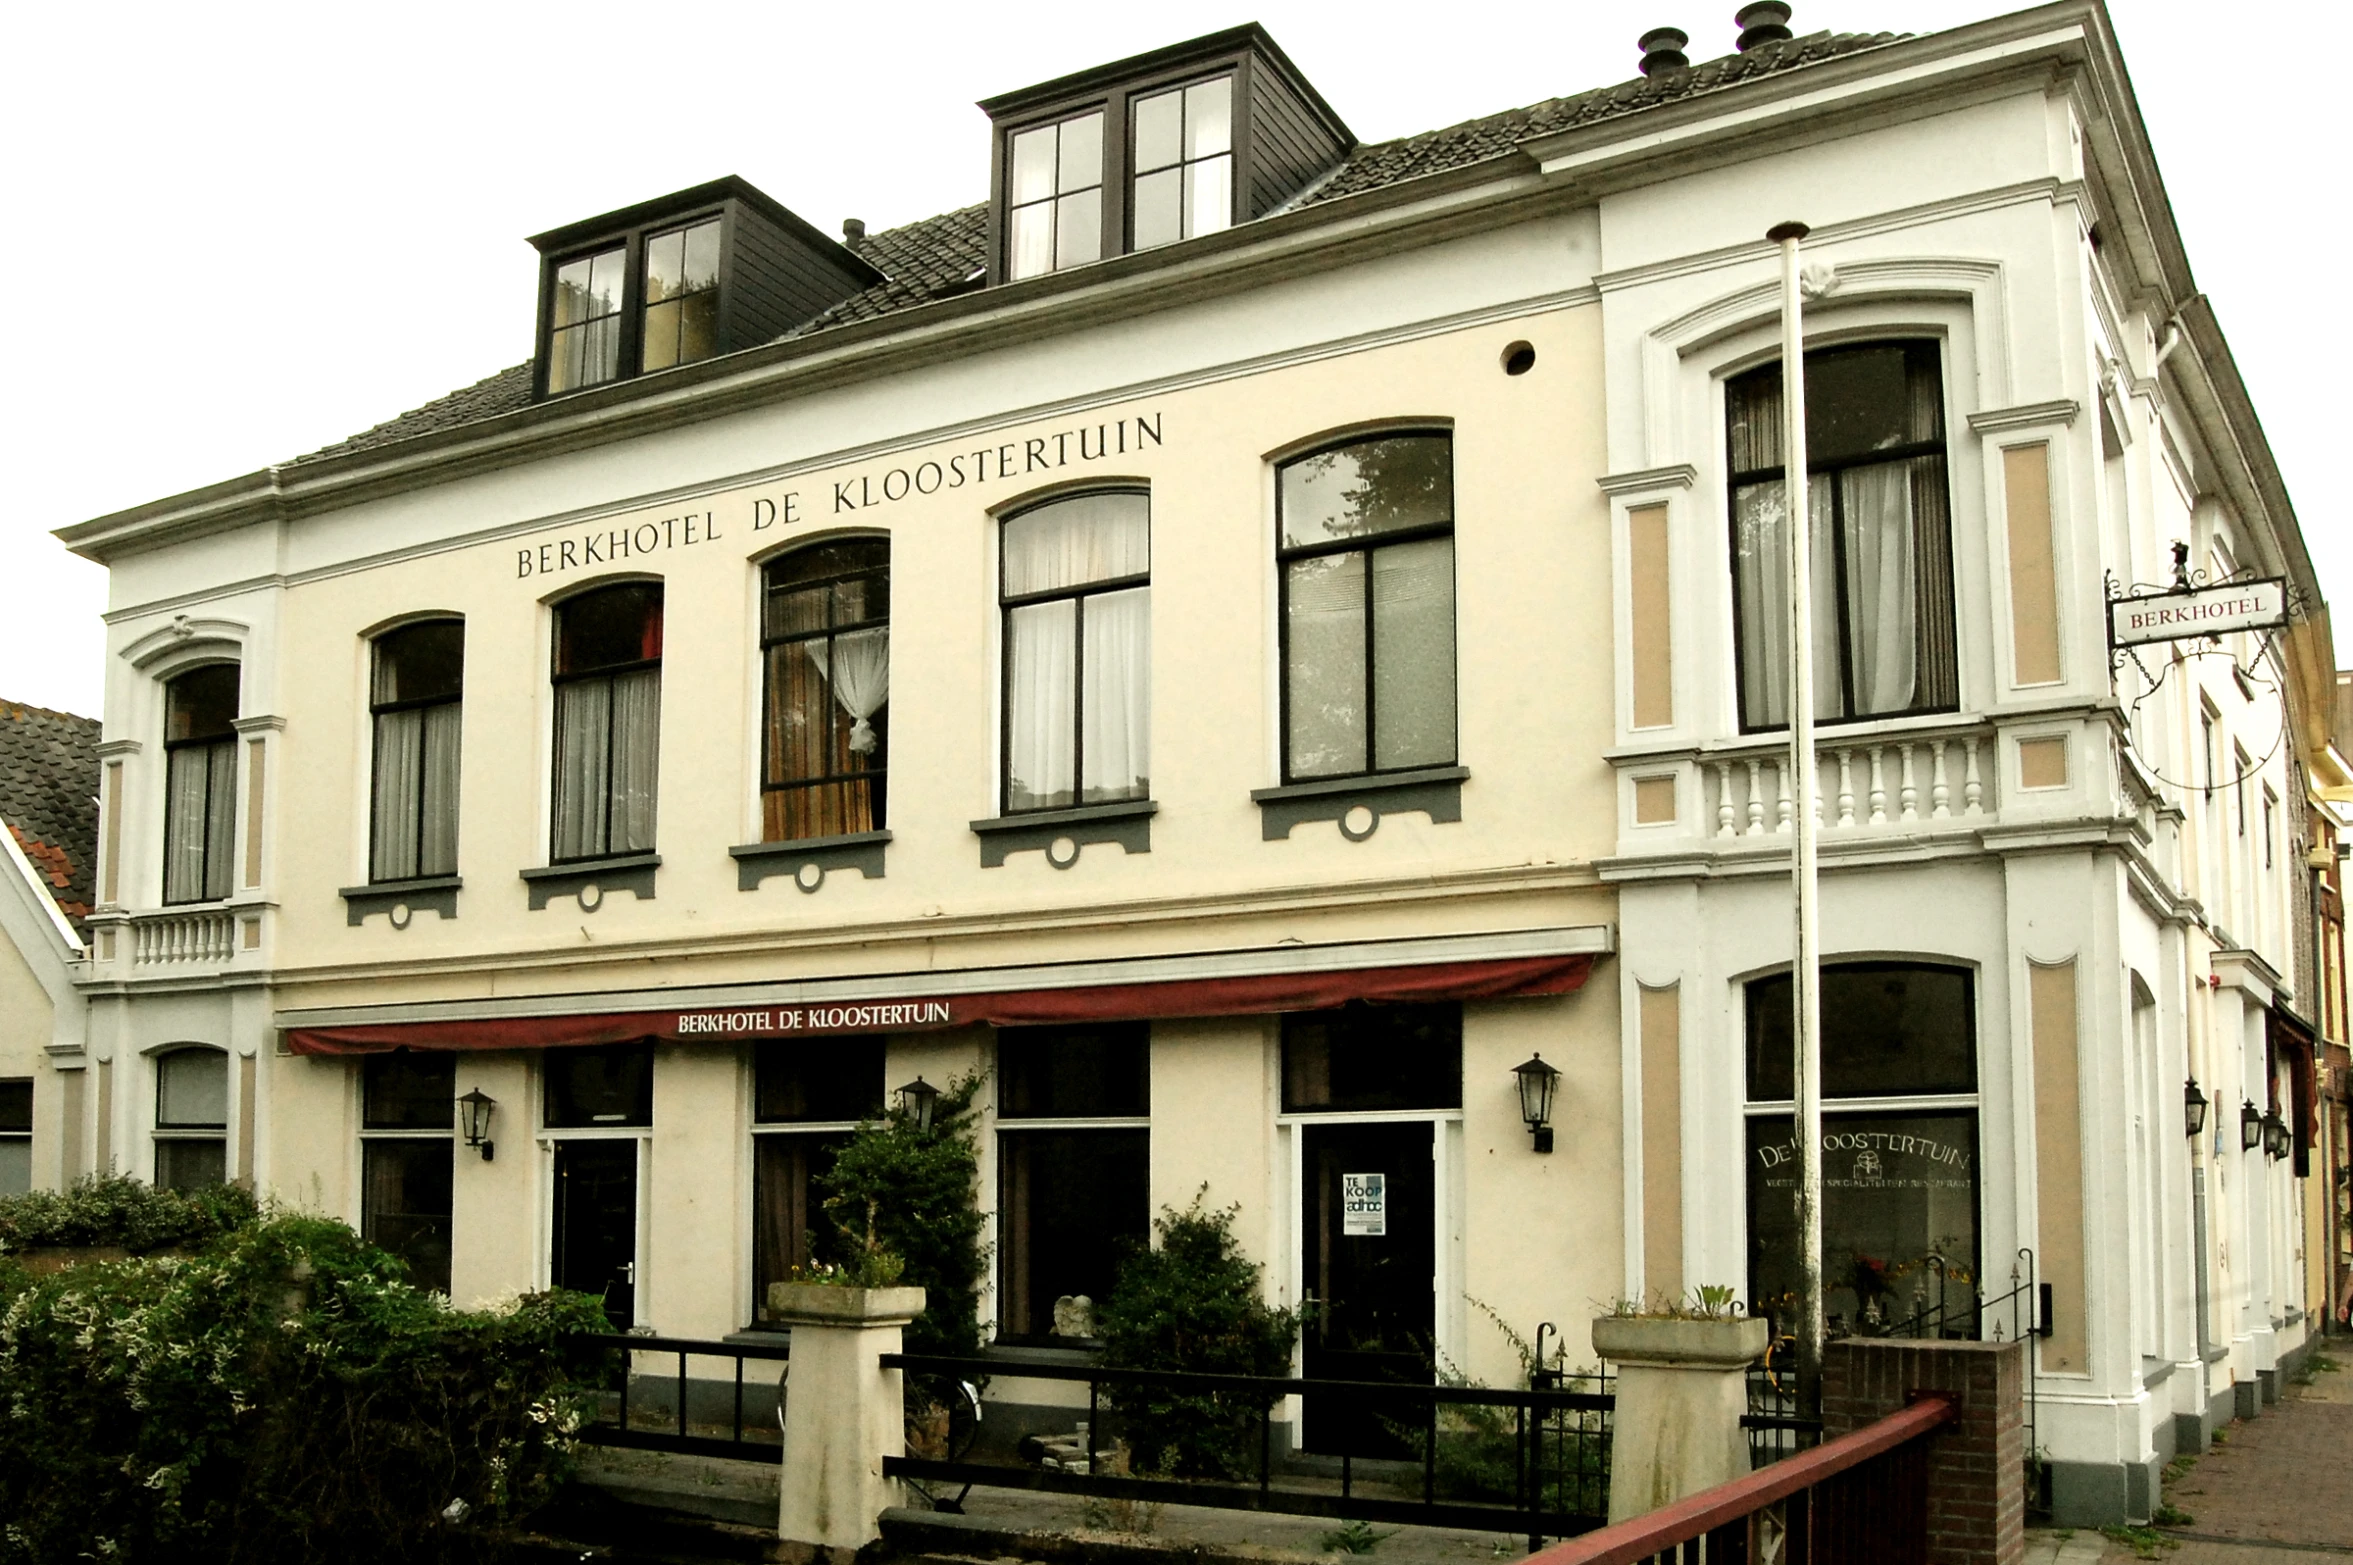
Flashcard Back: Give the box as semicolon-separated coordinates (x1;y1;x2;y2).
1841;465;1919;715
419;702;461;876
609;670;660;853
1003;494;1150;594
372;710;423;881
1732;481;1839;728
1285;552;1367;776
552;681;611;859
1082;587;1150;802
164;746;212;902
806;626;889;754
1370;537;1456;769
1006;600;1076;810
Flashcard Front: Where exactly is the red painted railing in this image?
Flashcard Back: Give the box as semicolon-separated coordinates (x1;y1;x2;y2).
1526;1394;1957;1565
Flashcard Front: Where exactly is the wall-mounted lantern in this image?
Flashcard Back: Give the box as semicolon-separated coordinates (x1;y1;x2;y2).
1513;1054;1561;1154
2263;1109;2290;1161
457;1088;497;1161
896;1075;940;1134
2183;1079;2208;1139
2240;1099;2263;1153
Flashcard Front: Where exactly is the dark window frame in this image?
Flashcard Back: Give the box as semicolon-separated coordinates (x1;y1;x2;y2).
1126;73;1237;253
1724;339;1960;734
369;619;465;884
760;540;890;841
161;662;240;906
1274;430;1458;786
549;582;664;865
536;203;733;398
998;489;1153;815
994;1023;1152;1345
543;1042;656;1130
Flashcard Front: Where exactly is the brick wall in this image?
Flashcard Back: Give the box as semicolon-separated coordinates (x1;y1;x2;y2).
1822;1339;2025;1565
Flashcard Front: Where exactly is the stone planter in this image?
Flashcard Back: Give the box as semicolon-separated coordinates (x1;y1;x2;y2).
1593;1314;1770;1523
768;1283;926;1555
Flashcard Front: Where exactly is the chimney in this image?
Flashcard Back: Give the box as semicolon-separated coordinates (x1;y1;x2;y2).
842;218;867;245
1735;2;1794;51
1638;27;1691;76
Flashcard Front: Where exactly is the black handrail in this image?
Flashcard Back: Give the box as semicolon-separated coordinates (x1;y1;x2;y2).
578;1332;789;1461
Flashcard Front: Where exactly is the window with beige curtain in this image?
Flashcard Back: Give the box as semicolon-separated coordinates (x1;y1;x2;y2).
550;584;662;862
370;619;464;883
1000;492;1150;813
761;541;888;841
1727;341;1957;731
162;664;239;905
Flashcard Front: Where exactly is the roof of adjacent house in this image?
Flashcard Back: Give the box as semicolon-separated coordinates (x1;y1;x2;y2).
290;29;1896;466
0;699;101;935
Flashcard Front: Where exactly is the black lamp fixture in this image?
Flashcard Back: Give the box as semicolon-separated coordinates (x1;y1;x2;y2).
896;1075;940;1133
2183;1079;2208;1139
457;1088;497;1162
2240;1099;2263;1153
1513;1054;1562;1154
2263;1109;2290;1161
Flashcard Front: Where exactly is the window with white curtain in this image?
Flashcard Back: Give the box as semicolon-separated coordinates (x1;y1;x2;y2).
550;584;663;862
369;620;464;883
1276;432;1456;781
762;541;888;841
154;1048;228;1190
162;664;239;905
1727;341;1957;731
1000;492;1151;813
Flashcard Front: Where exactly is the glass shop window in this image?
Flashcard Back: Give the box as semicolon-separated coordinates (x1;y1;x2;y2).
750;1039;885;1326
997;1024;1150;1343
360;1051;454;1294
544;1042;654;1129
1281;1002;1463;1113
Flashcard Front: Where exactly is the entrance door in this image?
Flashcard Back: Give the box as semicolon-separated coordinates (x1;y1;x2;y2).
1301;1120;1435;1456
553;1139;638;1329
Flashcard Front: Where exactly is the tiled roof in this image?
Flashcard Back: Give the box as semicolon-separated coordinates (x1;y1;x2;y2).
294;31;1895;466
0;699;101;936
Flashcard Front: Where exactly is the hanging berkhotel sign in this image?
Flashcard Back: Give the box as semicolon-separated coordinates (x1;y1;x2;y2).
2108;577;2287;649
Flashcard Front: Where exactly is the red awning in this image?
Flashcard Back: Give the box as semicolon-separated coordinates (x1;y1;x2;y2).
283;952;1596;1056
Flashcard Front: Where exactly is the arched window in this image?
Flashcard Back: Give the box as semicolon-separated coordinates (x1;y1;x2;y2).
551;584;662;862
761;541;888;840
1000;492;1151;812
162;664;240;904
154;1047;228;1190
1276;433;1456;781
1726;341;1957;730
370;620;464;882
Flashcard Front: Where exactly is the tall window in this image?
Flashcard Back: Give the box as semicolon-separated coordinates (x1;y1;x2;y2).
1131;77;1232;250
154;1047;228;1190
762;542;889;840
0;1080;29;1196
1728;341;1957;730
361;1052;454;1294
750;1040;884;1326
551;584;662;862
547;245;625;393
1007;111;1104;280
1277;433;1456;781
1744;964;1979;1337
1001;493;1151;812
642;219;721;374
998;1024;1150;1342
162;664;239;904
370;620;464;883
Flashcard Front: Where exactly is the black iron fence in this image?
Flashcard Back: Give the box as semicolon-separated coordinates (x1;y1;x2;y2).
576;1331;790;1460
880;1351;1614;1543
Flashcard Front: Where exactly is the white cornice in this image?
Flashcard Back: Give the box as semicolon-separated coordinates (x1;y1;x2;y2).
1967;399;2083;435
1597;464;1697;496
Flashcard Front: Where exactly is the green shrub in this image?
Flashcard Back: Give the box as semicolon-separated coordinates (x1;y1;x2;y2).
1096;1190;1299;1479
0;1207;609;1564
0;1172;259;1255
817;1071;988;1358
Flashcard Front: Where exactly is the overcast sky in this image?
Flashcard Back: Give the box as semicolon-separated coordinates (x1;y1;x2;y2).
0;1;2331;718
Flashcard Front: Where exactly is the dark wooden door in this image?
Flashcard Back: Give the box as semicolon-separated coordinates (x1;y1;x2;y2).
1301;1120;1435;1456
553;1139;638;1329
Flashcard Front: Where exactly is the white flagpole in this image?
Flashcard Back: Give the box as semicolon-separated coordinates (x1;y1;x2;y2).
1767;219;1825;1412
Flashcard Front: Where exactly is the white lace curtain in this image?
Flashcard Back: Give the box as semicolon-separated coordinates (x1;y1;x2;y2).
803;627;889;754
1003;495;1150;810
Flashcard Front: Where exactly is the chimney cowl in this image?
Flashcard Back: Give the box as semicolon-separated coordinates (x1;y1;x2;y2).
1638;26;1692;76
842;218;867;243
1735;2;1794;51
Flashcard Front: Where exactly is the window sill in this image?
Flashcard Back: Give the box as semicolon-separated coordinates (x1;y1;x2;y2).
339;875;462;928
521;853;660;911
729;831;890;893
1251;765;1468;841
969;800;1155;868
983;1340;1103;1364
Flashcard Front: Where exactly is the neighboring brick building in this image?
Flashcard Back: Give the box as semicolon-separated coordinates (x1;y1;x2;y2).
0;698;98;1193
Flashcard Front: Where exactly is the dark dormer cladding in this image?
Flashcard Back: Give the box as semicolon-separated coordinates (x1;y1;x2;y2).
978;25;1354;287
527;176;883;399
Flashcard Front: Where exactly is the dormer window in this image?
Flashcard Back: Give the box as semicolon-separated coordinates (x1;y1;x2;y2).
530;178;880;400
982;26;1353;287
